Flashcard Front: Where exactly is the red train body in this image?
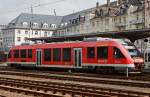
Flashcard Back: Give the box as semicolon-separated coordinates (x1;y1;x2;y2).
7;39;144;72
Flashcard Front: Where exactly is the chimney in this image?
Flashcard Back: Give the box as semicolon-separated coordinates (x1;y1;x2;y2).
107;0;110;6
96;2;99;8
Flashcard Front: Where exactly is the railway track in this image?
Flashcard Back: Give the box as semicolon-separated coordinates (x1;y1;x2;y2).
0;77;149;97
0;69;150;89
1;66;150;81
0;67;149;96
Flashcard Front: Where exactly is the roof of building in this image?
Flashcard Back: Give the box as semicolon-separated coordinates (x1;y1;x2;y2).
128;0;144;6
7;13;63;29
58;1;118;29
5;0;146;30
58;11;87;28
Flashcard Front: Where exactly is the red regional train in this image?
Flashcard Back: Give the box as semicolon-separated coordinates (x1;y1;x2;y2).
7;38;144;73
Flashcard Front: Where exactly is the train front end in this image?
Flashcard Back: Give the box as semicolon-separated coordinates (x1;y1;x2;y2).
123;41;144;71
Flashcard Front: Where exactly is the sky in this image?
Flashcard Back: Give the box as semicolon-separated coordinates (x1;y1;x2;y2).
0;0;116;24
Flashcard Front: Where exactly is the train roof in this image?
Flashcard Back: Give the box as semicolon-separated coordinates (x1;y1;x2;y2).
10;38;124;50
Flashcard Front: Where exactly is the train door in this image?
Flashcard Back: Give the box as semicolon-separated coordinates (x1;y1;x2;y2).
36;49;42;66
74;48;82;67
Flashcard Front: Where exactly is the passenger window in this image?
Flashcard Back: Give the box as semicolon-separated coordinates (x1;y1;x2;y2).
114;47;125;58
53;48;61;62
87;47;95;58
44;49;51;61
63;48;71;61
20;49;27;58
14;50;19;58
28;49;32;58
97;47;108;59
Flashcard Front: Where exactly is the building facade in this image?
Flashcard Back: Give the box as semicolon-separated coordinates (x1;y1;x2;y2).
2;0;150;51
3;13;62;47
55;0;150;51
0;25;6;47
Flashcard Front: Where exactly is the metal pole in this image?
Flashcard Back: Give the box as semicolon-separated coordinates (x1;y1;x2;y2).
126;67;129;78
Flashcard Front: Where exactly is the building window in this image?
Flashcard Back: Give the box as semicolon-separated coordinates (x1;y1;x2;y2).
44;32;47;37
43;23;48;28
17;37;21;41
25;31;28;34
87;47;95;58
18;30;21;34
119;18;121;23
63;48;71;61
52;24;56;28
137;14;139;20
35;31;38;35
53;48;61;62
33;23;38;28
23;22;28;28
44;49;51;61
20;49;27;58
97;47;108;59
24;37;28;42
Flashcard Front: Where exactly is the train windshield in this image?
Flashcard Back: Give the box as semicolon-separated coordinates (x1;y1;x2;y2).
116;39;141;57
123;42;141;57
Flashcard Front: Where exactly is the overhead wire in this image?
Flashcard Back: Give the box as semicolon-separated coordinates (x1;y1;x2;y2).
0;0;66;15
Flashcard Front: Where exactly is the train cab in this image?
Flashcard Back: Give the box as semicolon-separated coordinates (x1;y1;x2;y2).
116;39;144;70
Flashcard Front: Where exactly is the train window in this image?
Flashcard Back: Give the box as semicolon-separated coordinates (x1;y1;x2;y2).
14;50;19;58
44;49;51;61
53;48;61;62
114;47;125;58
97;47;108;59
20;49;27;58
87;47;95;58
8;51;11;58
28;49;32;58
63;48;71;61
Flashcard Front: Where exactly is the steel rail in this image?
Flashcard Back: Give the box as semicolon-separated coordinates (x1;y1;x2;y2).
0;77;149;97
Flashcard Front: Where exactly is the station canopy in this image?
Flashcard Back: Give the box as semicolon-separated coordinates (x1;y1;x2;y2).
27;28;150;43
